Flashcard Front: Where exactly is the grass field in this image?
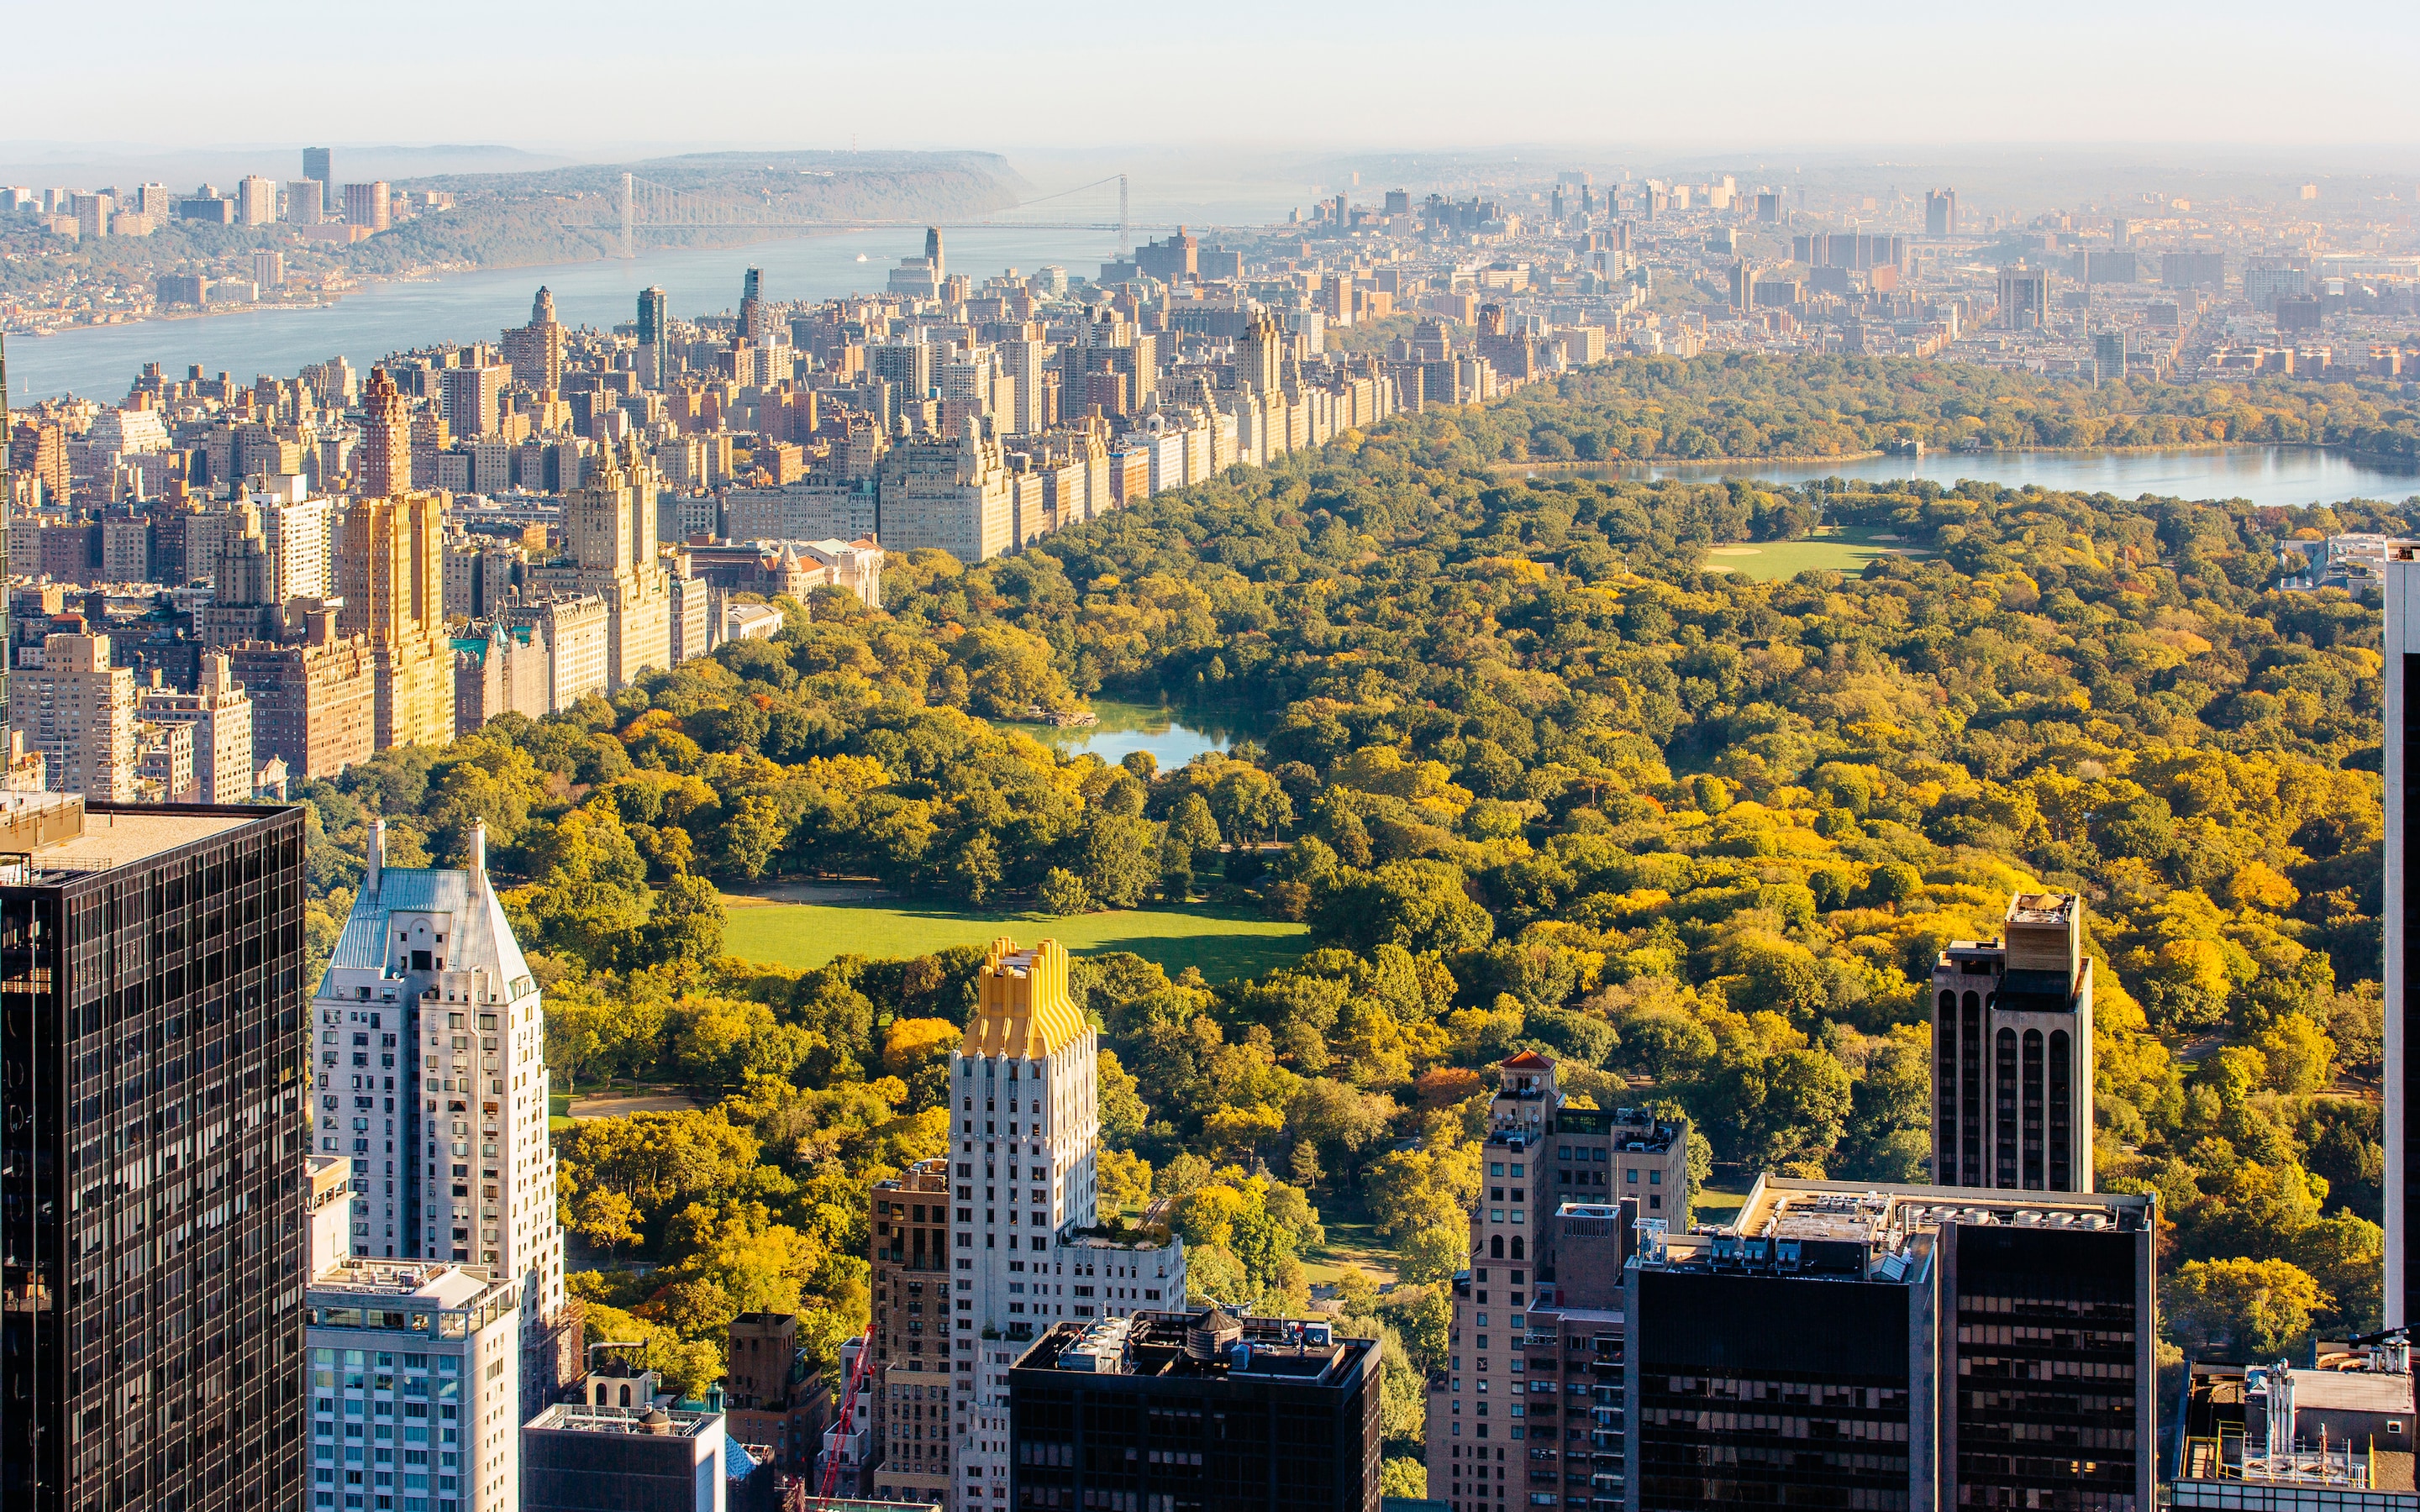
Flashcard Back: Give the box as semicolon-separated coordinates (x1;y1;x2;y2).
1701;525;1926;580
723;897;1308;982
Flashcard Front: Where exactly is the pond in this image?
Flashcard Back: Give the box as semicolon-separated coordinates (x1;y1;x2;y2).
988;699;1258;770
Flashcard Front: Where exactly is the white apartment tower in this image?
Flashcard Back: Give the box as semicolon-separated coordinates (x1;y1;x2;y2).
310;818;576;1418
913;938;1183;1512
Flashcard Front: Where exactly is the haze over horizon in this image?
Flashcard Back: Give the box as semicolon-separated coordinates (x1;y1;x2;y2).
21;0;2420;153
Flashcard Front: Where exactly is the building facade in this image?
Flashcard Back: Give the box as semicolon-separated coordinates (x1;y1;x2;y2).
135;651;255;803
1930;892;2096;1193
2386;544;2420;1333
523;1404;730;1512
229;612;377;781
912;937;1185;1511
338;491;456;751
1008;1310;1381;1512
1623;1178;2155;1512
0;799;309;1512
304;1258;524;1512
308;819;575;1419
11;630;135;799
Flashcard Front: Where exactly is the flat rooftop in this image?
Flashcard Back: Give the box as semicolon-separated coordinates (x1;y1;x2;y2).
529;1403;718;1439
1734;1177;2149;1243
1019;1310;1371;1387
2;798;266;876
307;1259;511;1310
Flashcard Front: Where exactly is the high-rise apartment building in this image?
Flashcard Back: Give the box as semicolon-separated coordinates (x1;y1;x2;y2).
872;1158;957;1506
1925;188;1958;236
1998;265;2049;329
566;437;672;691
876;422;1016;563
636;286;670;387
227;606;377;780
1008;1311;1381;1512
1236;308;1285;395
739;267;769;347
1428;1053;1686;1512
439;363;508;438
344;181;390;232
359;366;413;496
914;937;1186;1512
304;1258;524;1512
0;797;309;1512
1624;1178;2155;1512
1930;892;2095;1192
136;651;255;802
239;175;278;227
997;340;1048;436
504;287;566;393
308;819;576;1417
288;178;325;226
337;491;455;749
12;631;136;799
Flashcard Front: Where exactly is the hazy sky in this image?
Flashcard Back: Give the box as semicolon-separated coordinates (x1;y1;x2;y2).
18;0;2420;152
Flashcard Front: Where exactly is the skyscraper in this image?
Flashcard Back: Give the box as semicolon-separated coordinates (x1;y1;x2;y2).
12;632;136;799
637;286;670;387
1926;187;1959;236
343;181;390;232
303;146;332;184
337;490;455;750
504;286;566;393
2383;548;2420;1331
1929;892;2096;1192
566;437;673;690
739;268;768;347
891;937;1184;1512
1624;1178;2155;1512
1;798;310;1512
359;366;412;496
1;334;12;726
308;819;576;1417
925;227;945;282
1236;308;1285;396
1997;265;2049;329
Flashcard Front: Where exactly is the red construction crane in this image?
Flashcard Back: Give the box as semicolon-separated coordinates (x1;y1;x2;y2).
815;1328;879;1502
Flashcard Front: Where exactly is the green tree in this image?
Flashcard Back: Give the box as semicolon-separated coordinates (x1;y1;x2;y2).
2166;1257;2332;1359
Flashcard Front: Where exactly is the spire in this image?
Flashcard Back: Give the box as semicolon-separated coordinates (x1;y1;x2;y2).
367;817;386;895
470;819;488;896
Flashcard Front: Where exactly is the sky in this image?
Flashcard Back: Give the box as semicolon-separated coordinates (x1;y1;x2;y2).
15;0;2420;155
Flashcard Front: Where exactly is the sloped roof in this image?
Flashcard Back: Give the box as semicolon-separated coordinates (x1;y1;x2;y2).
319;858;532;999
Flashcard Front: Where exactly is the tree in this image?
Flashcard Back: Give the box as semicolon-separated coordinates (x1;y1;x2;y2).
1098;1147;1153;1215
1397;1224;1468;1285
571;1188;643;1258
1039;867;1094;916
1097;1050;1150;1144
1167;793;1222;859
2166;1257;2331;1359
1077;813;1160;910
1313;859;1494;956
2258;1013;2337;1095
1381;1461;1428;1500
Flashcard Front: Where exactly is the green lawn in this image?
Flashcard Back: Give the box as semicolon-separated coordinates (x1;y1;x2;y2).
722;897;1308;982
1701;526;1926;580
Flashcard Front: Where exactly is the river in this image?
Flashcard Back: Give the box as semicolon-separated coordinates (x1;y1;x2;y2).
6;224;1133;402
1525;447;2420;510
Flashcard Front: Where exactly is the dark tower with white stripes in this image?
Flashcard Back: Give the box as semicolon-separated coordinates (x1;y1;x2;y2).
1930;892;2096;1192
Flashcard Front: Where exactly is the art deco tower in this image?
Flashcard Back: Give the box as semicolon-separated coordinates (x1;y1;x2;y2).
1929;892;2096;1193
359;365;412;496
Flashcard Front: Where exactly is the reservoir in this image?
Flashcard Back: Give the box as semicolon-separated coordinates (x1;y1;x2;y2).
1531;446;2420;511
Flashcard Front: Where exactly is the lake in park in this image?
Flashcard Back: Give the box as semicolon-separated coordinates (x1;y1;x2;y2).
1529;444;2420;511
988;700;1255;770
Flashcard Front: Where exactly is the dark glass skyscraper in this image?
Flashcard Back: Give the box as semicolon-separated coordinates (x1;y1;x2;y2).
0;801;310;1512
636;286;669;388
1;330;12;723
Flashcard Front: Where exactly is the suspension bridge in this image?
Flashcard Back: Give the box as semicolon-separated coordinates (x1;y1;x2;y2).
614;171;1177;260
